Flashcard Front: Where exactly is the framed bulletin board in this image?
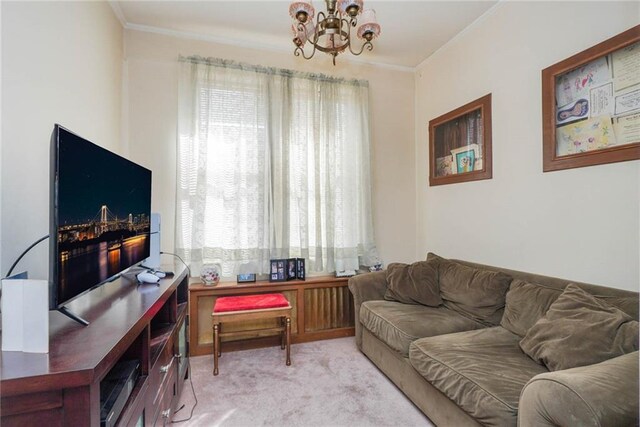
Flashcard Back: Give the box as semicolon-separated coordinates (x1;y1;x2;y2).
542;25;640;172
429;94;492;186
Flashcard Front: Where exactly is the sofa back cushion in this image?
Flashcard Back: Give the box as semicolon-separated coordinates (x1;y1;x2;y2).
384;260;442;307
520;284;639;371
442;255;639;320
437;259;512;326
501;280;562;337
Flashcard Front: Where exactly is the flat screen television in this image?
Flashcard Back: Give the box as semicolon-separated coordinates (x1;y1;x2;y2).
50;124;152;325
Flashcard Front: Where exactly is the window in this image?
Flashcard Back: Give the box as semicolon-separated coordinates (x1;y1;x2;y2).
176;57;377;277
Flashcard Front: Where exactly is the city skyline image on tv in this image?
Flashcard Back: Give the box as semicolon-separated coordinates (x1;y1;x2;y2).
54;127;151;305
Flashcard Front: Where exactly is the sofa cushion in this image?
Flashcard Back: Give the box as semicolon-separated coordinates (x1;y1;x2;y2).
520;284;639;371
500;279;562;337
359;300;484;357
593;294;639;320
384;260;442;307
519;352;639;427
437;259;512;326
409;327;548;427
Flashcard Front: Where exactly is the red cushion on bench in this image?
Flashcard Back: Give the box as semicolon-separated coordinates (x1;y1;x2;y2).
213;293;290;313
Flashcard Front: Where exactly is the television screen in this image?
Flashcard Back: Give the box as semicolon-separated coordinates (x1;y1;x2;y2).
50;125;151;309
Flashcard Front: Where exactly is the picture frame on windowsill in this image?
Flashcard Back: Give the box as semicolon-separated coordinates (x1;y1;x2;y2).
269;258;306;282
269;259;287;282
295;258;305;281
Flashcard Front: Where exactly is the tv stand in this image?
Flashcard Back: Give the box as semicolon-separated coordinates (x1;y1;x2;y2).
57;305;89;326
1;260;189;426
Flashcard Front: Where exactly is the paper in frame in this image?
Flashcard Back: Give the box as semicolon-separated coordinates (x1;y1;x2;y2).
556;98;590;126
612;112;640;147
542;25;640;172
611;41;640;92
589;82;614;118
614;88;640;116
555;56;610;107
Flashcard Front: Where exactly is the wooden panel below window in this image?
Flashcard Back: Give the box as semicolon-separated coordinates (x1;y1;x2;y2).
304;286;354;332
189;276;355;356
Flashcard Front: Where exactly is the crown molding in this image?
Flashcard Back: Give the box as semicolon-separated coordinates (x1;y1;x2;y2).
108;1;127;28
106;1;504;74
125;23;415;73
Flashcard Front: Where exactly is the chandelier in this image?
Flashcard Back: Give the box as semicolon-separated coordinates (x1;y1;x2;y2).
289;0;381;65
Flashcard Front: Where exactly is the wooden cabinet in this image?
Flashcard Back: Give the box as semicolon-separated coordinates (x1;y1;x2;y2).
0;260;189;427
189;276;354;356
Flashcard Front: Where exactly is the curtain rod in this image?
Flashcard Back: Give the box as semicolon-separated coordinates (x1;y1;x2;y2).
179;55;369;87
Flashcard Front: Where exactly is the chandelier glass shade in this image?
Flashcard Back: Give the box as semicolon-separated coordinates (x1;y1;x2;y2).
289;0;381;65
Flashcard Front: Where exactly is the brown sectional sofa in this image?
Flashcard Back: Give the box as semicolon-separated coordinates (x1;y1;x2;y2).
348;253;639;426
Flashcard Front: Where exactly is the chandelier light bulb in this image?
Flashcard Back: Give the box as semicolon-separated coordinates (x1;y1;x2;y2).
356;9;380;41
337;0;363;17
289;1;315;23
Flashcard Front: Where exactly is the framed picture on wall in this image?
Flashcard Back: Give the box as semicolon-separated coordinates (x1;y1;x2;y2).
429;94;492;186
542;25;640;172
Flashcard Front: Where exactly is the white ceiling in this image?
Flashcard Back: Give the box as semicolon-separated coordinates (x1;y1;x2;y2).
114;0;498;69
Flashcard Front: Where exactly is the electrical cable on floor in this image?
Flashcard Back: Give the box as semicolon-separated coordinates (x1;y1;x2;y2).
171;357;198;423
160;251;191;276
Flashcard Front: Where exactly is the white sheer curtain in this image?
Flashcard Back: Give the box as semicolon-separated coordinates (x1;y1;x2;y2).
176;56;377;277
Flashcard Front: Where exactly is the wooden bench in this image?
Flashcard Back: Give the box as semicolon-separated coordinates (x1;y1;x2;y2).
211;293;292;375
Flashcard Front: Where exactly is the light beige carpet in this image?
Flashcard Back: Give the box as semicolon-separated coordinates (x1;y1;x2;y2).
174;336;433;426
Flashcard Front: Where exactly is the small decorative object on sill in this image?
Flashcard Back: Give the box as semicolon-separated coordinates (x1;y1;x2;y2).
271;258;306;282
287;259;297;281
335;270;357;278
295;258;306;280
237;273;256;283
367;256;383;272
269;259;288;282
369;262;383;272
200;264;221;286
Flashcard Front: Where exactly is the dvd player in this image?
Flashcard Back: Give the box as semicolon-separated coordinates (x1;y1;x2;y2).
100;359;140;427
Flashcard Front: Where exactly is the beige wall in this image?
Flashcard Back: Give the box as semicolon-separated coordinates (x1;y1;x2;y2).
1;1;123;278
3;1;634;292
124;30;416;267
415;2;640;290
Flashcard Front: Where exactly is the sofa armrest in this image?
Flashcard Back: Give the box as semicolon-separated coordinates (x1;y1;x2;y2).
518;351;639;427
348;271;388;349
